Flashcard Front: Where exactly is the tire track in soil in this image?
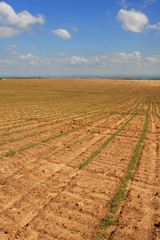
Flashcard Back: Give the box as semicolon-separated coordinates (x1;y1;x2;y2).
0;103;146;240
109;103;160;240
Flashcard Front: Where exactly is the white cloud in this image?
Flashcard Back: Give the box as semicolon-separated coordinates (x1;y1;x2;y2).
119;0;128;8
18;53;50;65
19;53;33;59
0;26;21;38
146;56;159;63
16;51;160;68
52;29;71;39
1;51;160;76
69;56;88;64
29;59;39;65
10;51;18;55
0;59;15;64
6;44;18;55
56;52;66;57
117;9;148;32
102;51;142;65
0;1;45;38
147;22;160;30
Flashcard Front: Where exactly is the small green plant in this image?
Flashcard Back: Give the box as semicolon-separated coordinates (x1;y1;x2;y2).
110;101;150;212
102;214;119;228
5;150;16;157
18;143;38;152
95;214;119;240
79;100;145;169
66;144;71;148
1;180;7;185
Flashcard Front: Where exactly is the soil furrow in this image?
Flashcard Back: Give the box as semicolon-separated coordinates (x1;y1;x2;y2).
109;103;160;240
0;101;146;240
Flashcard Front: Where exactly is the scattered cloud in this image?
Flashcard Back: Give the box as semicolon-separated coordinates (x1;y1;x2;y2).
117;9;148;32
69;56;88;64
18;53;51;65
6;44;18;55
56;52;66;57
106;51;142;65
10;51;18;55
0;1;45;38
147;22;160;30
146;55;159;63
0;26;21;38
119;0;128;9
52;29;71;39
73;26;78;31
142;0;157;8
0;59;15;64
10;50;160;68
1;50;160;76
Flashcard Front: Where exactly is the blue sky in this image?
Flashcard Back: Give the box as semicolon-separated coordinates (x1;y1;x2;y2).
0;0;160;77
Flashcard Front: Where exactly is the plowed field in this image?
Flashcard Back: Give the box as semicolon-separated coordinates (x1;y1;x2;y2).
0;78;159;240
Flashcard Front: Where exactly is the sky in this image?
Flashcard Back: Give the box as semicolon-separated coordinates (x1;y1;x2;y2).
0;0;160;77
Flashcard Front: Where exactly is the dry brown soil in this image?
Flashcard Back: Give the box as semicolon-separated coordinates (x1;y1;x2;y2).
0;78;159;240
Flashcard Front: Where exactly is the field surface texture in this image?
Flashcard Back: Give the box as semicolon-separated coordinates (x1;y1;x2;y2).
0;78;160;240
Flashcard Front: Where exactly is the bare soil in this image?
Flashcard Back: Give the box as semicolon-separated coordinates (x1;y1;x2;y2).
0;78;159;240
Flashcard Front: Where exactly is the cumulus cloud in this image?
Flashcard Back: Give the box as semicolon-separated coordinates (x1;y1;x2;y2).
1;51;160;76
117;9;148;32
147;22;160;30
98;51;142;66
17;51;144;68
0;1;45;38
146;56;159;63
69;56;88;64
52;29;71;39
0;26;21;38
19;53;50;65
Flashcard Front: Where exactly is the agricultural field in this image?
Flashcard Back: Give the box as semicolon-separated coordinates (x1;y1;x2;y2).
0;78;160;240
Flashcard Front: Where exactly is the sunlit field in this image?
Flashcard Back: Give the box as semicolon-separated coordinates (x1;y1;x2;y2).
0;78;160;240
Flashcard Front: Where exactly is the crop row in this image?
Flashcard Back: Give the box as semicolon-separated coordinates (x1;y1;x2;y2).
0;97;139;144
95;99;151;239
0;96;136;132
0;98;144;160
0;93;134;123
79;100;145;169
